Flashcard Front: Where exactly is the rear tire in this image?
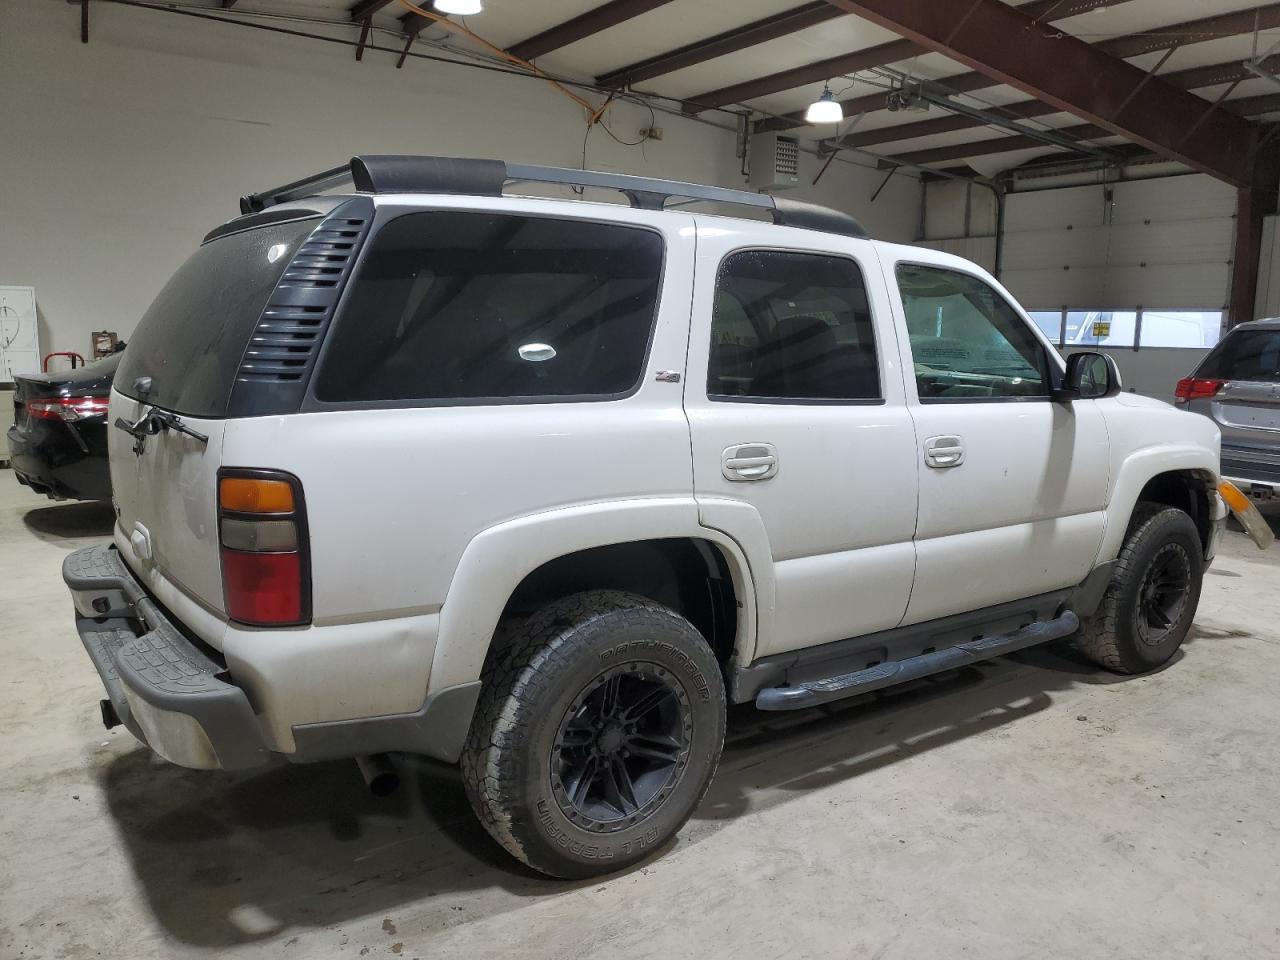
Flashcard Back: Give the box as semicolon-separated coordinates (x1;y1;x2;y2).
460;590;726;879
1076;503;1203;674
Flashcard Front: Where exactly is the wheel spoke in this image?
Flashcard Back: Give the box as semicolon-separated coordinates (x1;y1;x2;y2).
621;686;668;723
560;722;594;749
626;733;681;764
1148;603;1173;630
600;675;623;718
568;755;600;807
605;756;639;815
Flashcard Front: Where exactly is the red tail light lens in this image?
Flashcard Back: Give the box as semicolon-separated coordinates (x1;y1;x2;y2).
221;550;304;625
217;470;310;627
1174;378;1226;403
27;396;110;421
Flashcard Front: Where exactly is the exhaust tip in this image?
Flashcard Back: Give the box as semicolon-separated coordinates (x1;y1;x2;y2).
355;753;400;797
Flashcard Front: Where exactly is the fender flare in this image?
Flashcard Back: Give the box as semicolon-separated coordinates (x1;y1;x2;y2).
1097;444;1218;563
425;497;772;694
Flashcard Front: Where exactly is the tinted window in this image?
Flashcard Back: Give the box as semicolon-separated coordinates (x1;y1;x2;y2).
896;263;1049;400
314;212;664;403
117;218;320;416
1197;328;1280;381
708;250;879;401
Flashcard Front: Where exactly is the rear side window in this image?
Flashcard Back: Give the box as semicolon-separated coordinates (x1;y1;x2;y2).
1196;328;1280;381
314;212;664;403
117;218;320;417
707;250;880;402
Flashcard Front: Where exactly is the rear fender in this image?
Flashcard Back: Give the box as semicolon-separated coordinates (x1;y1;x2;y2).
427;498;768;694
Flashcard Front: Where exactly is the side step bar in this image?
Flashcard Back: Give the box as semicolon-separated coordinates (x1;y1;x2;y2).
755;611;1080;712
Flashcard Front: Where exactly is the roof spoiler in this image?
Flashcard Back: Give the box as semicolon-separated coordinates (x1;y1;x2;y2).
239;155;869;240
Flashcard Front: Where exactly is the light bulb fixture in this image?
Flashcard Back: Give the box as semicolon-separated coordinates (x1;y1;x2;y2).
433;0;482;14
804;84;844;125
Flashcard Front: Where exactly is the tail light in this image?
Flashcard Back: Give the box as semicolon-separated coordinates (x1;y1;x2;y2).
217;470;310;627
1174;378;1226;403
27;396;110;421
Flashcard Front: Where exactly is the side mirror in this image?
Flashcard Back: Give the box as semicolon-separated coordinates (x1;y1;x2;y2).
1055;351;1122;402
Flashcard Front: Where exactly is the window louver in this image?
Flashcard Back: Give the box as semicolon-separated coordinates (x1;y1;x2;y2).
227;196;374;417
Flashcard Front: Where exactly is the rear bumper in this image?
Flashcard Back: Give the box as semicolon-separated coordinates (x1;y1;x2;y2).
64;543;479;769
64;544;269;770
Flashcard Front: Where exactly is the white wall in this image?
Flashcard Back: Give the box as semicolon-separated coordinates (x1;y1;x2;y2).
0;0;921;358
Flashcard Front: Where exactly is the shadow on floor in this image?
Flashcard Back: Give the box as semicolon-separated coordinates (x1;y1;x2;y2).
23;500;114;543
96;625;1220;947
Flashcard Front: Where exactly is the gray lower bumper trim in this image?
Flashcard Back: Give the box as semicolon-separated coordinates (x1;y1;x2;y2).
290;681;482;765
64;544;269;771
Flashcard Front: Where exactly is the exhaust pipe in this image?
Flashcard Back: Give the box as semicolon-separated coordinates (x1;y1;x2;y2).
355;753;399;797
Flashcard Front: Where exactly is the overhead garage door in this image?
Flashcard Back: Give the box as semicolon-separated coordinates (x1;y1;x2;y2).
999;175;1235;312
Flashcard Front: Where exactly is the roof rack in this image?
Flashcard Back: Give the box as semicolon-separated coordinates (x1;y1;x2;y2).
239;155;869;240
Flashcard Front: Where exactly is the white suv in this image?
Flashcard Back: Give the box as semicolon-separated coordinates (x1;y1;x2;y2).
64;155;1226;878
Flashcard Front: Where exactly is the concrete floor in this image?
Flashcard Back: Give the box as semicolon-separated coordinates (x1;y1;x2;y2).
1;476;1278;960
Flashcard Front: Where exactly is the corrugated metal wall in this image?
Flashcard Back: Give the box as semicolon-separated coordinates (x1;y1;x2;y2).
999;175;1236;310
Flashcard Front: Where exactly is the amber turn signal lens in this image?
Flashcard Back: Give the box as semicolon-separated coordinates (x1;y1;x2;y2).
219;476;295;514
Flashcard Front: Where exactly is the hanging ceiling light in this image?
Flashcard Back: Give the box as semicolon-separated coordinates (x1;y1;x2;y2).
805;84;844;125
434;0;482;14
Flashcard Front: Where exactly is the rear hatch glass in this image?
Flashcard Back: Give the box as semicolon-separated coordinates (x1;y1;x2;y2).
1195;327;1280;442
1196;328;1280;382
116;217;319;416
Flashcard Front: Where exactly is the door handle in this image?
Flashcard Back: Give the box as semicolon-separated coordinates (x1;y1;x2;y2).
924;435;965;468
722;443;778;481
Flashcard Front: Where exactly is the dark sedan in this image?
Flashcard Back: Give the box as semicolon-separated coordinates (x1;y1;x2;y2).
7;353;119;501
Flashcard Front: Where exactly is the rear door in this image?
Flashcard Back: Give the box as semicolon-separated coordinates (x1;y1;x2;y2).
684;222;919;659
110;215;324;622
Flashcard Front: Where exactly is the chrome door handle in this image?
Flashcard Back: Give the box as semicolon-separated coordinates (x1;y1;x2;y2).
722;443;778;481
924;435;965;468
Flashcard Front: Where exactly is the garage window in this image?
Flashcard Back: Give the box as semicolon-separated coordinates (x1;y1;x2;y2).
707;250;880;402
314;211;664;404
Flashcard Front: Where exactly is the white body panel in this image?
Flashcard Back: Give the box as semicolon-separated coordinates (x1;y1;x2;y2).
109;390;228;621
874;242;1111;623
684;222;919;657
101;193;1222;755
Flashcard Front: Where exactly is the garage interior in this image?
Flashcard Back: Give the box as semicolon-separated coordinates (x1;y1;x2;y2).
3;0;1280;957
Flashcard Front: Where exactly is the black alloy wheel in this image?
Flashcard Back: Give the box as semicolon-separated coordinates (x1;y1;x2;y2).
551;663;691;832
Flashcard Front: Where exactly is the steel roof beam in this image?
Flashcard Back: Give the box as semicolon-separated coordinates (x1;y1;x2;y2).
842;53;1280;150
683;0;1127;114
508;0;675;62
756;1;1280;133
823;0;1262;185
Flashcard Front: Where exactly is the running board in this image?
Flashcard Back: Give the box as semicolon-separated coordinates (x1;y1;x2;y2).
755;611;1080;712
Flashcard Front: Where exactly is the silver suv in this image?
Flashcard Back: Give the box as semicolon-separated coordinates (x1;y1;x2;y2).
1177;318;1280;506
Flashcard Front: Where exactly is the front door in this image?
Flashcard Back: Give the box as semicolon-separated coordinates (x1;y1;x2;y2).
881;255;1109;625
684;224;919;659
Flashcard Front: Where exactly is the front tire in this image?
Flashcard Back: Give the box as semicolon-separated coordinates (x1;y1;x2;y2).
1077;503;1204;674
460;591;727;879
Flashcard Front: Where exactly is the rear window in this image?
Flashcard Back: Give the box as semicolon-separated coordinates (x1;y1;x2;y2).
117;218;319;417
1196;328;1280;382
313;211;664;404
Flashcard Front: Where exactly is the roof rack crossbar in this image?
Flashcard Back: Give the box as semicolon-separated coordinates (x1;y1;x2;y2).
239;156;869;239
240;164;351;215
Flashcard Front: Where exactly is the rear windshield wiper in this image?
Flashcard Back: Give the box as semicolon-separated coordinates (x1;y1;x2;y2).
114;408;209;449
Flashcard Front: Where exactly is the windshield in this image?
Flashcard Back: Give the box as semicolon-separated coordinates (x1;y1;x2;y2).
117;217;319;417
